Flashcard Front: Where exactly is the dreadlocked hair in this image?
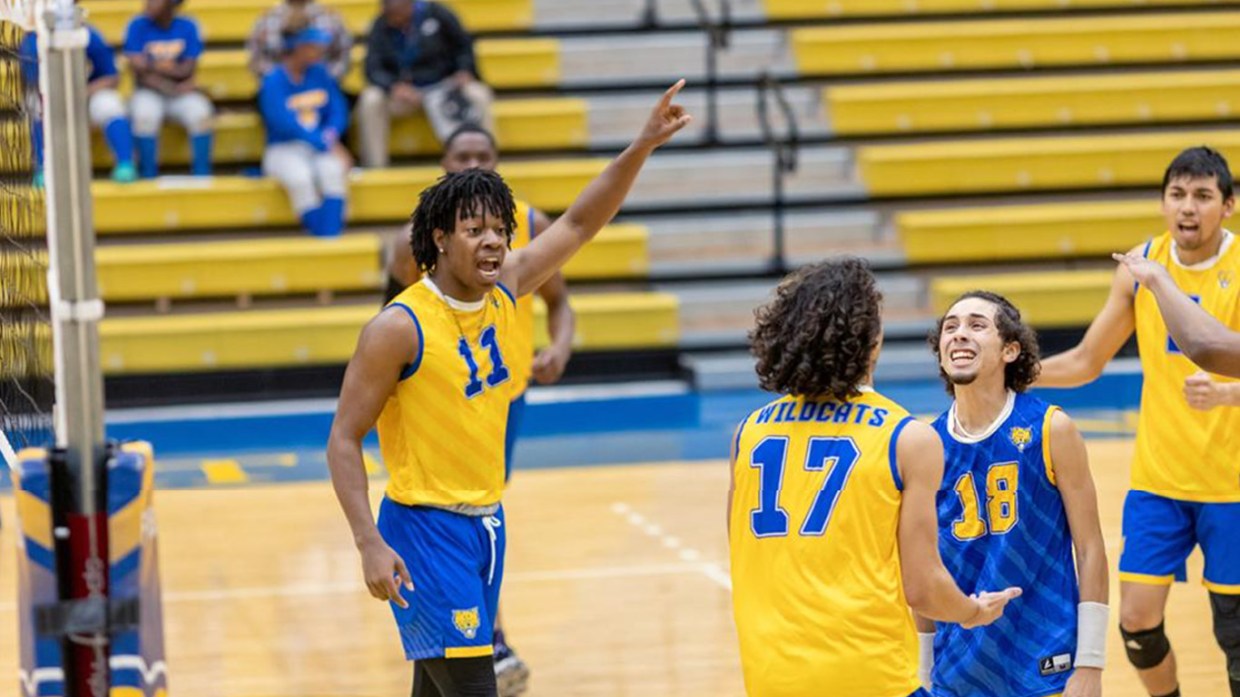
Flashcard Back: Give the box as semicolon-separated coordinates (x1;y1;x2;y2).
410;168;517;274
750;257;883;402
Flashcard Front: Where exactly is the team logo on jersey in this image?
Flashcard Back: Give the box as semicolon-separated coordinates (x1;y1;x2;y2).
452;607;481;639
1038;653;1073;676
1009;426;1032;451
1220;270;1233;290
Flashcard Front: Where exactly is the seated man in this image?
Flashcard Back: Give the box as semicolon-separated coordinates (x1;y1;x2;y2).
355;0;494;168
124;0;214;178
246;0;351;82
20;19;136;184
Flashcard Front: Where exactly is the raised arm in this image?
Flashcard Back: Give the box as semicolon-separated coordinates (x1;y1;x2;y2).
1038;247;1140;387
897;420;1021;627
504;81;691;297
530;209;575;384
1047;409;1109;696
327;309;418;608
1117;251;1240;378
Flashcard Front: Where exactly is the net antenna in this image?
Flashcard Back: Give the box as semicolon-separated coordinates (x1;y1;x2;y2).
34;0;111;694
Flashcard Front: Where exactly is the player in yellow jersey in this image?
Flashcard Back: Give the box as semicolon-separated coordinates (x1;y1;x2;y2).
728;257;1021;697
382;124;574;696
327;82;690;697
1039;147;1240;697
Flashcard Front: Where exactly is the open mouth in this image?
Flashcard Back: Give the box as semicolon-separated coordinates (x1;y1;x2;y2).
1178;221;1200;235
948;348;977;368
477;258;501;280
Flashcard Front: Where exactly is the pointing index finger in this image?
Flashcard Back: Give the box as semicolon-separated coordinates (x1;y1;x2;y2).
659;79;687;109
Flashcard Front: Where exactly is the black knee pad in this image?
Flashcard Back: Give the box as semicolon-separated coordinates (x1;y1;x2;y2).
1121;621;1172;670
1211;592;1240;682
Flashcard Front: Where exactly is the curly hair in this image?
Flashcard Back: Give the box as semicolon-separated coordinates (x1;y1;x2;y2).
750;257;883;401
410;168;516;274
929;290;1041;395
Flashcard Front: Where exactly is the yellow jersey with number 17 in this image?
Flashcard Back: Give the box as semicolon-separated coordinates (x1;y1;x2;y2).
729;388;920;697
377;278;517;508
1133;230;1240;503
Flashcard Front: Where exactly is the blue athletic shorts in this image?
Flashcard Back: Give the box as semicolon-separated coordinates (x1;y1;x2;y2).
1119;490;1240;593
376;499;507;660
504;392;526;482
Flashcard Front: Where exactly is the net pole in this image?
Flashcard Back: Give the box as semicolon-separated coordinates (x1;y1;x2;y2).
35;0;109;695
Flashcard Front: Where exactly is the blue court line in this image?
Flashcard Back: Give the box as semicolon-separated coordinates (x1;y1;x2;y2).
0;376;1143;491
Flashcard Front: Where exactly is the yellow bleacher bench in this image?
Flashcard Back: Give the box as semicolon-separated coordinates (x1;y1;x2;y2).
99;292;680;374
81;0;533;43
858;129;1240;197
766;0;1229;20
827;69;1240;136
898;200;1163;264
91;225;646;304
931;271;1111;327
793;12;1240;76
91;160;607;233
96;235;384;302
91;98;588;167
115;41;558;101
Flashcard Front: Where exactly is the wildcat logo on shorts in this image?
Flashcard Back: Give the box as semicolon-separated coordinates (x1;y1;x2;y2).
452;607;481;639
1009;426;1032;452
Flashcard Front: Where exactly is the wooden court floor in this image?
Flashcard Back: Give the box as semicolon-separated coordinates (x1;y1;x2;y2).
0;439;1229;696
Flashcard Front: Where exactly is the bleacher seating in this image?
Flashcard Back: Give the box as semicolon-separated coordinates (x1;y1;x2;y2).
99;292;679;374
174;42;559;101
91;225;646;304
793;12;1240;76
826;69;1240;136
897;200;1162;264
94;98;588;167
91;161;607;233
930;271;1111;327
763;0;1228;20
859;130;1240;197
80;0;534;41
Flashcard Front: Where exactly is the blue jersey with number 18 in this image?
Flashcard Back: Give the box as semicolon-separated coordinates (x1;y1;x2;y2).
930;391;1078;697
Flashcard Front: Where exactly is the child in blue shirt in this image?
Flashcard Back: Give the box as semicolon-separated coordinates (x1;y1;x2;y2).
123;0;214;178
258;23;350;237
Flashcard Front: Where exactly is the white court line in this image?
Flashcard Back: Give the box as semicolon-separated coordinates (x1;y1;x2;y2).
0;561;725;611
612;500;732;591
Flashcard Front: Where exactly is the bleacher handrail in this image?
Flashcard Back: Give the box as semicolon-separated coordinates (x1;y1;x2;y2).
756;72;799;275
689;0;732;144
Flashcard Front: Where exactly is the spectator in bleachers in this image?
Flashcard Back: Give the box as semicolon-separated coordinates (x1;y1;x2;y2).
258;15;349;238
124;0;214;178
246;0;352;82
354;0;494;168
19;22;137;184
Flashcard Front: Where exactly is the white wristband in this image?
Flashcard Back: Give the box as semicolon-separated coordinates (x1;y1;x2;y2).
918;631;935;688
1075;601;1109;669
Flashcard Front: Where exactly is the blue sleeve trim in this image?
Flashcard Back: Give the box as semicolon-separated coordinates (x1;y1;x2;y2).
389;303;424;381
497;282;516;306
527;205;538;238
888;416;913;492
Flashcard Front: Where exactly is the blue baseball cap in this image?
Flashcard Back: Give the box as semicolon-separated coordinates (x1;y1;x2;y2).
286;26;331;51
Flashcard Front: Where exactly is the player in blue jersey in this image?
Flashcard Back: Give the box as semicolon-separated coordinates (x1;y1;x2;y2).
920;291;1110;697
20;19;136;184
